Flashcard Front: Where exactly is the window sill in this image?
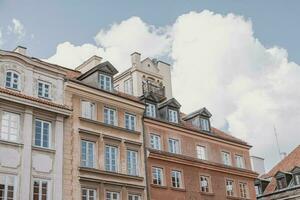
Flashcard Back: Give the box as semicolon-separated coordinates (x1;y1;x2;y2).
38;96;52;101
79;117;141;135
5;87;21;92
0;139;23;147
150;184;168;189
226;196;247;200
200;192;215;196
170;187;186;192
32;146;56;153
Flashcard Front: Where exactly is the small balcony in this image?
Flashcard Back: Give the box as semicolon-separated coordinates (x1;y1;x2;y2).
142;81;165;99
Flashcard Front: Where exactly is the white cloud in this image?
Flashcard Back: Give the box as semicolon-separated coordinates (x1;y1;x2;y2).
46;11;300;170
0;29;3;47
8;18;25;39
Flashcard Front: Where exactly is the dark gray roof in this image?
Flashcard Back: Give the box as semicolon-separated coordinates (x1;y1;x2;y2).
182;107;212;120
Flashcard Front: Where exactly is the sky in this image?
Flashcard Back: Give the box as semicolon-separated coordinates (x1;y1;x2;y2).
1;0;300;171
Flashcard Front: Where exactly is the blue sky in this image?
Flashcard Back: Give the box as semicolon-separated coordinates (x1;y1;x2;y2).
1;0;300;170
1;0;300;62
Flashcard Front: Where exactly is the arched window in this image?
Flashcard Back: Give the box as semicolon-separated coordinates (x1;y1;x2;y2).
5;71;20;90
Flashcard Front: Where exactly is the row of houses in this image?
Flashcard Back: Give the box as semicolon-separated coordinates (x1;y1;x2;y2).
0;46;260;199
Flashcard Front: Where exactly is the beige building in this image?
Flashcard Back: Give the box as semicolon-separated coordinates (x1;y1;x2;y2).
0;46;77;200
63;56;147;200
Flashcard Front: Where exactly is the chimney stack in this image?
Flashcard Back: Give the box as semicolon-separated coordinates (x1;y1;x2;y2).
131;52;141;68
76;55;102;74
13;46;27;56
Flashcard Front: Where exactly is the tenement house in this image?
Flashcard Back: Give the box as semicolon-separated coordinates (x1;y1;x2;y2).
63;56;147;200
0;46;78;200
115;52;258;199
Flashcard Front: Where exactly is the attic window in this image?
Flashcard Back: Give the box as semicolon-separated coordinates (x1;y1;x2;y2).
99;74;112;91
192;117;210;132
168;109;178;123
277;177;287;190
295;174;300;185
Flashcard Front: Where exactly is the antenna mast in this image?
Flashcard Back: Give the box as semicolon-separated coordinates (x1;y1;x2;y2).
274;125;285;159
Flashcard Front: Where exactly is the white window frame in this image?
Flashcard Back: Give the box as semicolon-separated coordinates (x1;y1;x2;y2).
295;174;300;185
106;191;120;200
127;149;138;176
168;138;180;154
196;145;207;160
5;70;20;90
152;167;163;186
146;103;156;118
105;145;118;172
124;78;133;95
168;109;178;123
200;176;210;193
34;119;51;148
99;74;112;91
128;194;141;200
81;100;96;120
104;107;116;126
37;80;51;99
200;118;210;131
0;174;17;200
82;188;96;200
125;113;136;131
235;155;245;169
81;140;95;168
171;170;182;188
226;179;234;197
150;134;161;150
222;151;232;166
32;179;50;200
0;111;20;142
239;182;248;198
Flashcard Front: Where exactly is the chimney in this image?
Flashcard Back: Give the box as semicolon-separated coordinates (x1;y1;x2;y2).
76;55;102;73
131;52;141;68
13;46;27;56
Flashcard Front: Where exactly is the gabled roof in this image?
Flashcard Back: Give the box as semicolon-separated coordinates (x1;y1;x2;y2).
77;61;118;80
182;107;212;120
291;166;300;173
274;171;292;178
158;98;181;109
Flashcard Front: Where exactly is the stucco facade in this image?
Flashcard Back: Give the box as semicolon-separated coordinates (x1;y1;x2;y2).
0;47;76;200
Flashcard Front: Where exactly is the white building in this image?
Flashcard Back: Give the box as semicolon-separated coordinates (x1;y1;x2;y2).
0;46;77;200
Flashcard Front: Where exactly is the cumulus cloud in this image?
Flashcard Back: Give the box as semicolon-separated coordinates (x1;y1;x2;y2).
46;11;300;170
8;18;26;39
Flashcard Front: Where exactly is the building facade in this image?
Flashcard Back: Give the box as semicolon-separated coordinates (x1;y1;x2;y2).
255;145;300;200
0;46;78;200
115;52;258;200
63;56;148;200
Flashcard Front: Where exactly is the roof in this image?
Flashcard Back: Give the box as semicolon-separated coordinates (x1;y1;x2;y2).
259;145;300;195
182;107;212;120
77;61;118;80
158;98;181;109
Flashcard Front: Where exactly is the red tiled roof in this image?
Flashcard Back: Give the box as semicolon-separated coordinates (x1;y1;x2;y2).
0;87;71;110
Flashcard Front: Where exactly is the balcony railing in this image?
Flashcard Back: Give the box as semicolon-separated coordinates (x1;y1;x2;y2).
142;81;165;98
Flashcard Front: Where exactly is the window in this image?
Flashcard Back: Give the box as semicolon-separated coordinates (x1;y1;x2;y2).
146;103;156;118
81;140;95;168
222;151;231;166
1;112;20;142
295;174;300;185
226;180;234;196
124;78;133;95
277;177;287;189
255;185;261;196
152;167;163;186
104;107;116;125
125;113;136;131
99;74;112;91
105;145;118;172
33;179;48;200
81;101;95;120
127;150;138;176
150;134;161;150
82;188;96;200
128;194;141;200
168;109;178;123
168;138;180;154
196;145;206;160
0;174;16;200
34;119;51;148
5;71;20;90
235;155;245;168
38;81;51;99
200;118;210;131
106;191;119;200
239;182;248;198
200;176;210;193
171;170;182;188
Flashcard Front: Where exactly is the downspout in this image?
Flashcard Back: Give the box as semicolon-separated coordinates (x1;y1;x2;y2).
142;112;151;200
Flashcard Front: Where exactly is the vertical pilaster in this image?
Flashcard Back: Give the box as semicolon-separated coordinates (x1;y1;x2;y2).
20;107;33;200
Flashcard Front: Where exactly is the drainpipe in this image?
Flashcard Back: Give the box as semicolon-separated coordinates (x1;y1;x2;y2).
142;109;151;200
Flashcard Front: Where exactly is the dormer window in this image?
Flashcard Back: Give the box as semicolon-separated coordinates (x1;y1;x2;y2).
200;118;210;131
277;177;287;189
183;107;212;132
295;174;300;185
168;109;178;123
5;71;20;90
99;74;112;91
146;103;156;118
